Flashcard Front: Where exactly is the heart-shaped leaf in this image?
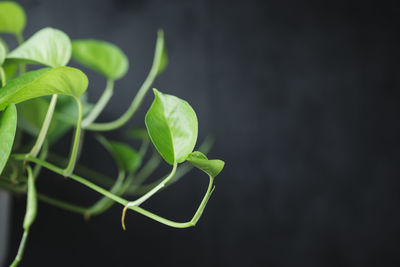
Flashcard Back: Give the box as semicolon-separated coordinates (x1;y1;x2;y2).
72;39;128;80
186;151;225;178
7;27;72;67
145;89;198;165
0;104;17;175
0;1;26;35
0;66;88;110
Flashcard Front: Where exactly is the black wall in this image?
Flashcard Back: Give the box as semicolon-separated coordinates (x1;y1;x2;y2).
6;0;400;266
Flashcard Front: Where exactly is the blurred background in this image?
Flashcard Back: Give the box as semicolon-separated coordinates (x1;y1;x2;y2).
3;0;400;266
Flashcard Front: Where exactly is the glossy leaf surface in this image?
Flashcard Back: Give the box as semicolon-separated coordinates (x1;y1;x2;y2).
0;67;88;110
72;39;128;80
0;1;26;35
7;27;72;67
186;151;225;178
145;89;198;164
0;104;17;175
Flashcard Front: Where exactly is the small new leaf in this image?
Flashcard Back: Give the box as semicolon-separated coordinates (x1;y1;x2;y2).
72;39;129;80
7;27;72;67
0;104;17;175
186;151;225;178
0;1;26;35
145;89;198;165
0;67;88;110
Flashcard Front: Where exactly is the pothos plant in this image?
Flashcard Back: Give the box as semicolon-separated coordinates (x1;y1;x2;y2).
0;2;224;266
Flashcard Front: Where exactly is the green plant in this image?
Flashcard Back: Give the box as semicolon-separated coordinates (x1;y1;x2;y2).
0;2;224;266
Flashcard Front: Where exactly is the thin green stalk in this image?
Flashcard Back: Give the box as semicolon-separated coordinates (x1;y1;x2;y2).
38;194;87;214
126;163;176;207
62;98;83;177
33;141;48;179
125;136;214;196
129;150;161;187
0;66;6;87
81;79;114;128
26;94;58;159
47;152;115;187
15;32;26;74
38;170;127;217
10;166;37;267
10;231;28;267
15;155;213;229
85;30;164;131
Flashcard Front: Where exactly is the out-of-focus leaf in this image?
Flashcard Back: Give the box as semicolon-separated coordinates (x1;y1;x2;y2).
0;104;17;175
0;1;26;35
72;39;128;80
7;27;71;67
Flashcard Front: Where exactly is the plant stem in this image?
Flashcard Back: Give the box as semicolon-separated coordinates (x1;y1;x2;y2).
85;30;164;131
126;163;177;207
15;155;213;229
15;32;26;75
81;79;114;128
26;94;58;159
10;231;28;267
0;66;6;87
10;166;36;267
62;98;83;177
125;136;214;196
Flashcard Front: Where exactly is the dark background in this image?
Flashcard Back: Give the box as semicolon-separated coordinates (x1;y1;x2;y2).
4;0;400;266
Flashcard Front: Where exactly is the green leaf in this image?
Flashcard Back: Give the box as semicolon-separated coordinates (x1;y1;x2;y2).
96;135;141;172
3;61;17;80
125;127;149;140
186;151;225;178
0;1;26;35
0;66;88;110
7;27;72;67
109;141;141;172
0;41;6;66
72;39;128;80
0;104;17;176
23;166;37;230
145;89;198;165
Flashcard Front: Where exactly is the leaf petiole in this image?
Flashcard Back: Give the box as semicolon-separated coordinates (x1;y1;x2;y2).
81;79;114;128
62;97;83;177
15;155;214;229
85;30;165;131
26;94;58;159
